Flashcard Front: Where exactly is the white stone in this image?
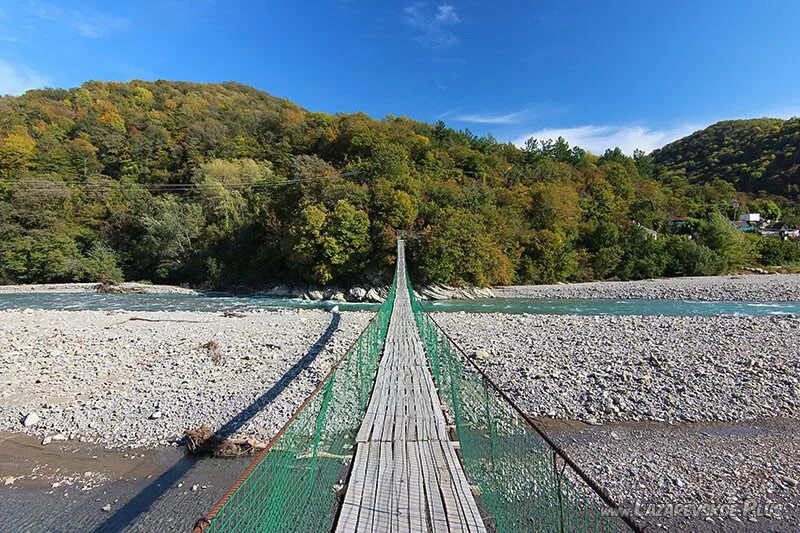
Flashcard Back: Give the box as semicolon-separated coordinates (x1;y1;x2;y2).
347;287;367;301
23;412;40;427
474;349;491;361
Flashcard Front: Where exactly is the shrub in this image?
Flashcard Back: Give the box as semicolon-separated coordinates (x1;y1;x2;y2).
83;243;124;284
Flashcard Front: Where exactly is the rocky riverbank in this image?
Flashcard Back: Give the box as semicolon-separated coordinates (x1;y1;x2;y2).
0;281;493;302
548;418;800;531
0;308;371;448
0;282;199;295
5;272;800;303
435;313;800;423
436;312;800;531
494;273;800;301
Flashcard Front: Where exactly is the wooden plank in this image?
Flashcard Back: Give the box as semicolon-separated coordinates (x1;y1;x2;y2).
359;441;382;530
406;441;427;533
335;444;370;533
441;441;486;533
373;441;393;532
337;248;487;533
430;440;468;533
391;440;411;533
417;440;449;533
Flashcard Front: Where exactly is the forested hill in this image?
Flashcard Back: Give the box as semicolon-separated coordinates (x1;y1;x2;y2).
0;81;798;289
652;118;800;195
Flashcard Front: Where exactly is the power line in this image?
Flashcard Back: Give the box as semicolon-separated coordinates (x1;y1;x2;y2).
0;170;361;193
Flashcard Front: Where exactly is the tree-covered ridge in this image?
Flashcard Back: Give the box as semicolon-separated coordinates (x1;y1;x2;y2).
652;118;800;195
0;81;797;288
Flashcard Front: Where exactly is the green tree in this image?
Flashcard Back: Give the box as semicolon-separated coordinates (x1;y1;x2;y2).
82;242;124;283
748;198;781;221
0;127;36;178
699;211;758;270
662;235;724;276
759;238;800;266
520;229;577;284
288;200;371;284
415;208;512;286
127;196;204;281
615;226;667;280
373;178;418;229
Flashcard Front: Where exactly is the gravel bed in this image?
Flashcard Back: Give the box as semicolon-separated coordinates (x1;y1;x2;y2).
495;274;800;301
0;282;198;294
435;313;800;423
0;309;371;448
436;312;800;531
550;419;800;531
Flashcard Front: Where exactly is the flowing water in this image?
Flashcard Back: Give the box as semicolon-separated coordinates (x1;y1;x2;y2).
0;292;798;316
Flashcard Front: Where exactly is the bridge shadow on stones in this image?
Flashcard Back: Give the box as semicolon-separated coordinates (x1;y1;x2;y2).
92;312;342;533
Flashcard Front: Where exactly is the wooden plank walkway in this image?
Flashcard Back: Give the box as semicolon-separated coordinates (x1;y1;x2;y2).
336;242;486;533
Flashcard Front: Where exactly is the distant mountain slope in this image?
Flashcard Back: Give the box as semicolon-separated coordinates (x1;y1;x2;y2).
652;118;800;195
0;80;798;288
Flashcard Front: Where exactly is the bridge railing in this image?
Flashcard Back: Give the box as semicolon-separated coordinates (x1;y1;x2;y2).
195;277;397;533
403;255;634;532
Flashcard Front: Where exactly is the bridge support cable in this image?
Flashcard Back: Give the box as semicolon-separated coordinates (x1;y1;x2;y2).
195;238;635;532
194;279;397;533
407;262;637;532
334;240;487;533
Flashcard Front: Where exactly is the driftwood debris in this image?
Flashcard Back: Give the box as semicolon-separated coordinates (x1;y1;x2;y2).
185;424;268;458
202;340;224;365
104;316;209;329
96;283;145;294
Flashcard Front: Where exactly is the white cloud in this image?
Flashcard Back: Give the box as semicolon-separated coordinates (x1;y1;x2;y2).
512;124;703;155
435;5;460;24
510;107;800;155
0;59;48;96
31;2;129;39
451;109;529;125
404;3;461;48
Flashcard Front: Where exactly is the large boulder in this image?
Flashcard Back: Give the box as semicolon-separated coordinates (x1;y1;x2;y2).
364;288;385;303
264;284;292;297
305;290;324;301
346;287;368;301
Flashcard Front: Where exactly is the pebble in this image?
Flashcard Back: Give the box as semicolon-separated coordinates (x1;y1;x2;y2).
474;349;490;361
495;273;800;301
23;412;40;427
437;313;800;424
437;311;800;529
0;309;371;448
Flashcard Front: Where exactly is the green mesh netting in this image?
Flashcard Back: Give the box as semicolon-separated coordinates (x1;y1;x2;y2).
203;243;627;533
202;280;396;533
406;261;624;532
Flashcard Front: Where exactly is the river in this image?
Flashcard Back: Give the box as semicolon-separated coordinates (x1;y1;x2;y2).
0;292;798;316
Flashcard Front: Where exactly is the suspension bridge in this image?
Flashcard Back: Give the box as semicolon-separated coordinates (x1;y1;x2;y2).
194;241;633;533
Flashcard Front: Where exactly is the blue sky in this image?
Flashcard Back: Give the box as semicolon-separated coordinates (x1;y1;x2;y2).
1;0;799;153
